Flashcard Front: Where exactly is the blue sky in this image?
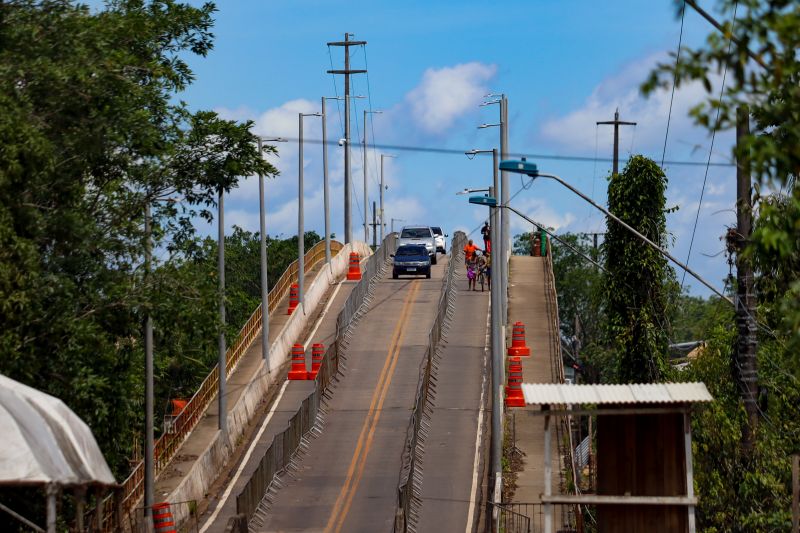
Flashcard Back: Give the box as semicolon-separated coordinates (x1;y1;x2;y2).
179;0;738;297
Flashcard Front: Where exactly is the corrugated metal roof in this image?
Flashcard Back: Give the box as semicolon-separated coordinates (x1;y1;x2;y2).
521;382;713;406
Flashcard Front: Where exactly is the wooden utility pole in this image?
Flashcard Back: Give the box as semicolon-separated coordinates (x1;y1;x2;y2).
327;33;366;244
734;105;758;453
597;109;637;175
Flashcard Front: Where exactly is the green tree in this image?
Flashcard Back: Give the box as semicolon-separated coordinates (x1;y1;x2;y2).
0;0;274;485
604;155;674;383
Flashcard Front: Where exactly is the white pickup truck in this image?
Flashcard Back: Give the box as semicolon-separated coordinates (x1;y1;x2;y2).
397;226;438;265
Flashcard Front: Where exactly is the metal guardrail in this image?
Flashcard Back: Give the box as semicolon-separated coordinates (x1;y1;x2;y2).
543;240;580;529
393;231;467;533
236;233;398;528
103;239;342;524
490;502;580;533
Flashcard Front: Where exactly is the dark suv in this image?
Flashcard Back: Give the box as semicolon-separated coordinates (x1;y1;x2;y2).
392;245;432;279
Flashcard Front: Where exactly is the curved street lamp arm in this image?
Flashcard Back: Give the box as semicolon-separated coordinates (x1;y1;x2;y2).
535;172;733;304
500;204;609;274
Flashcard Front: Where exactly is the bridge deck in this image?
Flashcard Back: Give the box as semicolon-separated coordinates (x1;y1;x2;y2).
417;259;491;532
259;258;448;532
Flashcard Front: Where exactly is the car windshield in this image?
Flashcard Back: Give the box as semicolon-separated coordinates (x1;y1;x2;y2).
397;246;427;256
401;228;431;238
431;227;443;236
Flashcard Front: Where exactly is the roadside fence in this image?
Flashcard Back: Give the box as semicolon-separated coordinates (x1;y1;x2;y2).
233;233;398;530
393;231;467;532
93;240;342;530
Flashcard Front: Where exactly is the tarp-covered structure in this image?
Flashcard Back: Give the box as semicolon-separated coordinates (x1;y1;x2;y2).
0;373;116;531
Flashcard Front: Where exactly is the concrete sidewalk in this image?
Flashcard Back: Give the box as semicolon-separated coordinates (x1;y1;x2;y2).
154;262;328;502
506;256;559;504
417;259;490;533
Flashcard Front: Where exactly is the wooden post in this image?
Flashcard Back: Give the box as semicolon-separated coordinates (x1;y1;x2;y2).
684;412;696;533
544;408;553;533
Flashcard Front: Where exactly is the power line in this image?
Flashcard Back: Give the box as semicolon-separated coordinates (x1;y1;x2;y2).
661;0;686;168
326;45;344;137
681;0;738;289
267;137;736;169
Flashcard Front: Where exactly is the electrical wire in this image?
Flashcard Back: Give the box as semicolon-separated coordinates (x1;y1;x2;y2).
362;45;383;191
326;45;344;137
265;137;735;169
661;0;687;168
680;0;738;289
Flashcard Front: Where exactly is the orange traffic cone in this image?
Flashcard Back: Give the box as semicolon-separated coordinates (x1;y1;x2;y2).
507;321;531;357
505;356;525;407
152;503;177;533
287;283;299;315
346;252;362;281
288;344;307;380
308;343;324;380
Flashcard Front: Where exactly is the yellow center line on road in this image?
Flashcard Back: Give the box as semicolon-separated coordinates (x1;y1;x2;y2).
325;280;421;533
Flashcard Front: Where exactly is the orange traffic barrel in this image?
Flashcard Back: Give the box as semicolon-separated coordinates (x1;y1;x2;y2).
346;252;362;281
505;357;525;408
507;321;531;357
169;399;188;416
308;343;324;380
152;502;176;533
287;283;299;315
288;344;307;380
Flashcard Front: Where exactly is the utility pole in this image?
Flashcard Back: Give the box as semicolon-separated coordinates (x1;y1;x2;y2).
327;33;366;244
370;201;379;248
734;105;758;453
597;108;637;175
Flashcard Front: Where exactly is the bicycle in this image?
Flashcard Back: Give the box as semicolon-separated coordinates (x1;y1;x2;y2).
477;267;486;291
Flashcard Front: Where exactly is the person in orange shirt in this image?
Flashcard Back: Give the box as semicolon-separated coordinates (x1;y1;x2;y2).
463;239;480;265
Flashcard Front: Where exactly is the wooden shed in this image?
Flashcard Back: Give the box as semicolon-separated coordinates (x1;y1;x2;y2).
520;382;713;533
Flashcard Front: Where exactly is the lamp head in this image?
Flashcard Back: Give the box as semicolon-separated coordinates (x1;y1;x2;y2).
499;158;539;177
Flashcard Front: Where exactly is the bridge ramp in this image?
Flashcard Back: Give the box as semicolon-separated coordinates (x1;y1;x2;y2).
259;259;448;532
507;255;560;504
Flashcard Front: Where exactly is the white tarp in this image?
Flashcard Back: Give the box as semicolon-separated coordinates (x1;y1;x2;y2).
0;373;115;487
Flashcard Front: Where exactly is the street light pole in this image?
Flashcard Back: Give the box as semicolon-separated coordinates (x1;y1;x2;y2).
322;97;343;265
298;112;321;308
489;149;503;518
217;185;227;436
143;202;154;519
363;110;382;243
256;137;286;369
500;96;510;323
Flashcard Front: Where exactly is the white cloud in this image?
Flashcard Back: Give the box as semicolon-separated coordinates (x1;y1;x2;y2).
538;53;720;157
404;62;497;134
510;196;576;233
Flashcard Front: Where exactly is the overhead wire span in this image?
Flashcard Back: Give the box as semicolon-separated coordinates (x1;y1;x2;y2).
327;45;344;136
266;137;736;169
680;0;738;290
661;0;686;169
362;45;383;190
